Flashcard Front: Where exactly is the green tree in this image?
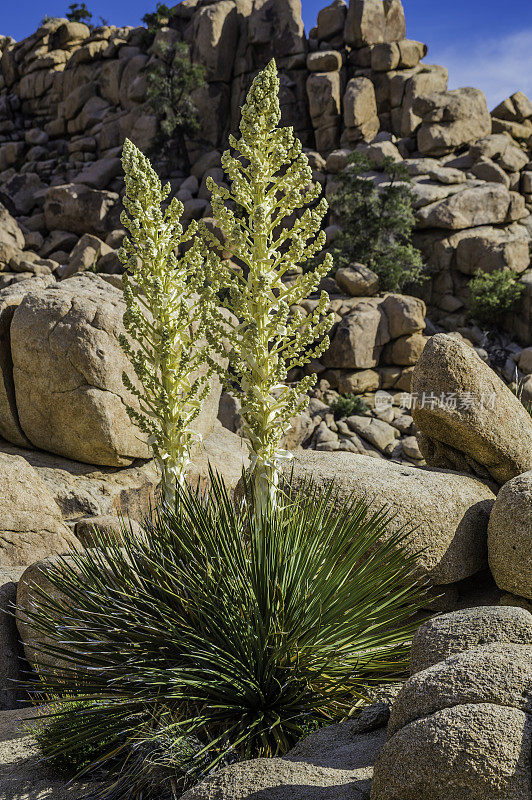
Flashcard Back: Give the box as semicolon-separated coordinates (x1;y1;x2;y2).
330;152;425;292
142;2;172;33
142;3;205;169
469;268;525;326
66;2;92;23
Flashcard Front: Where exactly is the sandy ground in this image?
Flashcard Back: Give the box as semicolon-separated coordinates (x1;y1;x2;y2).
0;707;94;800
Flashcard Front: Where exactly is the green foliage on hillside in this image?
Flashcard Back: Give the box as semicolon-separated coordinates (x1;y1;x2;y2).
330;152;425;292
469;268;525;325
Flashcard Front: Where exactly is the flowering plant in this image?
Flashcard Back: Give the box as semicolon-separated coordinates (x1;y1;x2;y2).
119;138;216;504
204;60;334;512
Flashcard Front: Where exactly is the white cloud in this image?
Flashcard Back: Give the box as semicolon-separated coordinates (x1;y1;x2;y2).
427;29;532;111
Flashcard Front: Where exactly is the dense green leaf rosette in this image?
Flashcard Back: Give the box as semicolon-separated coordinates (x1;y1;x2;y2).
24;471;429;799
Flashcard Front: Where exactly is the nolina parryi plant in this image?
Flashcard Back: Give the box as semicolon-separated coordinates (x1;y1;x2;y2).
119;138;216;504
204;60;334;514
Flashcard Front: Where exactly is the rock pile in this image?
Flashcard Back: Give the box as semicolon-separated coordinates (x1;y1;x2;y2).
371;606;532;800
0;0;530;343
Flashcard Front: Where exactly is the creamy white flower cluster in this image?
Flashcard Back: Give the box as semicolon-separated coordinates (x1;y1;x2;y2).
202;60;334;513
119;138;217;504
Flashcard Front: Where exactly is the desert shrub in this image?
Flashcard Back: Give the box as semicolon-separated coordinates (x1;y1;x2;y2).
330;152;425;292
330;393;370;418
33;698;115;777
28;471;429;799
469;268;524;325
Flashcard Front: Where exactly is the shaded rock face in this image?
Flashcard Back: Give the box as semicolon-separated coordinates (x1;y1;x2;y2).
0;277;54;447
286;449;495;585
412;333;532;485
371;607;532;800
488;471;532;601
0;203;25;266
0;452;78;568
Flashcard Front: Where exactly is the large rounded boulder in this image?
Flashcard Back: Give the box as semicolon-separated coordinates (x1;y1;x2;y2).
411;333;532;485
371;607;532;800
287;450;495;585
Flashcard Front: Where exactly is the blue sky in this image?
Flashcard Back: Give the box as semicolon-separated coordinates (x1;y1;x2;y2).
1;1;531;109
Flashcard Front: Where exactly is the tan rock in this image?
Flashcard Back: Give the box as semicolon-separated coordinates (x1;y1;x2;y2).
306;71;341;151
344;0;404;46
397;39;426;69
307;50;342;72
488;471;532;600
472;158;510;186
380;294;426;338
338;369;380;394
0;437;159;522
287;450;495;584
371;703;532;800
453;224;530;275
248;0;306;60
343;77;379;142
410;606;532;674
10;274;149;467
415;88;491;156
182;727;385;800
192;1;238;82
412;334;532;485
74;514;141;547
389;643;532;738
317;0;347;41
322;298;389;369
44;183;119;236
346;414;399;454
61;233;112;279
416;183;511;230
0;452;77;568
335;263;380;296
384;333;427;366
0;203;25;267
0;277;54;448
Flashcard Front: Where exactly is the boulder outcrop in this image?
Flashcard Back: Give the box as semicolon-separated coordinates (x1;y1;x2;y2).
287;449;495;584
412;334;532;485
371;607;532;800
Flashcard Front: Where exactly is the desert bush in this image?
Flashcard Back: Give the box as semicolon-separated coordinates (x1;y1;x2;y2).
469;268;524;325
330;152;425;292
330;393;370;418
28;471;429;799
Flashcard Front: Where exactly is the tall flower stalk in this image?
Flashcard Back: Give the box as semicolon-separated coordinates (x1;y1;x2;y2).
204;60;334;515
119;138;215;504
